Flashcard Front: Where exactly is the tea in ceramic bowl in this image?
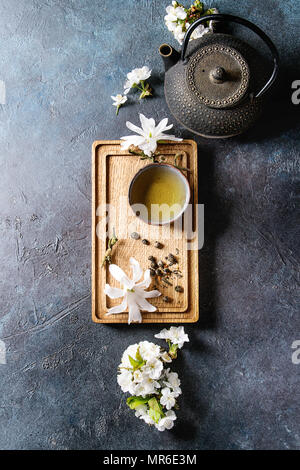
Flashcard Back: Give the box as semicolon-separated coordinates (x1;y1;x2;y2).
128;164;190;225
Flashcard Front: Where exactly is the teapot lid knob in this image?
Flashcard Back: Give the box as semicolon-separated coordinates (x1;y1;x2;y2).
210;66;226;83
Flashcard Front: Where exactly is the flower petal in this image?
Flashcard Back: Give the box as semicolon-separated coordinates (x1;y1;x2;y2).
120;135;145;150
158;134;182;142
126;121;146;136
104;284;124;299
130;257;143;283
139;114;155;134
136;295;157;312
109;264;130;287
139;140;157;157
136;269;151;289
157;124;174;135
154;328;168;339
127;297;142;324
143;289;161;299
106;297;127;315
154;118;169;135
120;135;144;150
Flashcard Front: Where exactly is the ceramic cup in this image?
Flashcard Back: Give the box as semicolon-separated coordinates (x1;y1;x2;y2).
128;163;191;226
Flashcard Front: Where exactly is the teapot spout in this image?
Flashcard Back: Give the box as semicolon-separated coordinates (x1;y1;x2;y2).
159;44;180;72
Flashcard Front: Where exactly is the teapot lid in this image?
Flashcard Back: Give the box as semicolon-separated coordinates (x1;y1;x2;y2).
186;44;250;108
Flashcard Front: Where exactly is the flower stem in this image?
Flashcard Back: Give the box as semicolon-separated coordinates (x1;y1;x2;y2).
102;227;118;267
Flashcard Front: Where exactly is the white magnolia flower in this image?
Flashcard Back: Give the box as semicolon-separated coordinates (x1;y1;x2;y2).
124;66;151;94
156;410;177;431
160;387;176;410
117;369;133;393
155;326;189;349
139;341;161;361
104;257;161;324
143;357;163;380
120;113;182;157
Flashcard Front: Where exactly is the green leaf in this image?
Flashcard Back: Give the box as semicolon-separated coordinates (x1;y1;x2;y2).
148;407;161;424
135;347;143;363
128;353;145;371
127;396;150;410
148;397;165;424
128;355;141;370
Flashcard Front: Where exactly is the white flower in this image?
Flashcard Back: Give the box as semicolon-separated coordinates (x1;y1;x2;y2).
156;410;177;431
120;113;182;157
189;23;210;40
104;257;161;324
173;24;186;44
117;369;133;393
139;341;161;361
135;405;156;425
124;66;151;94
155;326;189;349
160;351;172;363
160;387;176;410
165;3;218;45
164;3;187;45
137;407;156;425
164;370;182;397
165;4;187;23
164;3;187;41
165;19;177;32
135;405;155;425
133;369;144;383
120;343;139;368
111;94;127;107
165;370;181;389
134;404;148;419
143;412;156;425
134;375;160;397
143;357;163;380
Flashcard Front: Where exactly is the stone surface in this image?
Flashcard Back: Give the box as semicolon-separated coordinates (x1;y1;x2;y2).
0;0;299;450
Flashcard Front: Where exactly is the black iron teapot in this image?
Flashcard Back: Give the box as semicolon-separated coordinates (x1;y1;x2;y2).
159;14;279;138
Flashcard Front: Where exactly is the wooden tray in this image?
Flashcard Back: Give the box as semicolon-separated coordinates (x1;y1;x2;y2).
92;140;199;323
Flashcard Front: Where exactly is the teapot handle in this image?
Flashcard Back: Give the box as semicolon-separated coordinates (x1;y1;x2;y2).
181;14;279;98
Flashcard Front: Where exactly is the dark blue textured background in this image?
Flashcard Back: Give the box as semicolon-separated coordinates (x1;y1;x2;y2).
0;0;299;450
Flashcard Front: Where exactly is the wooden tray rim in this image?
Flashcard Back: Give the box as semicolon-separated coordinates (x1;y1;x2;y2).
92;139;199;324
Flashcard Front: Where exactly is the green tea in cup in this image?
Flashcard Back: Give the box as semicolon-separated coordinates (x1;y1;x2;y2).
129;164;190;225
